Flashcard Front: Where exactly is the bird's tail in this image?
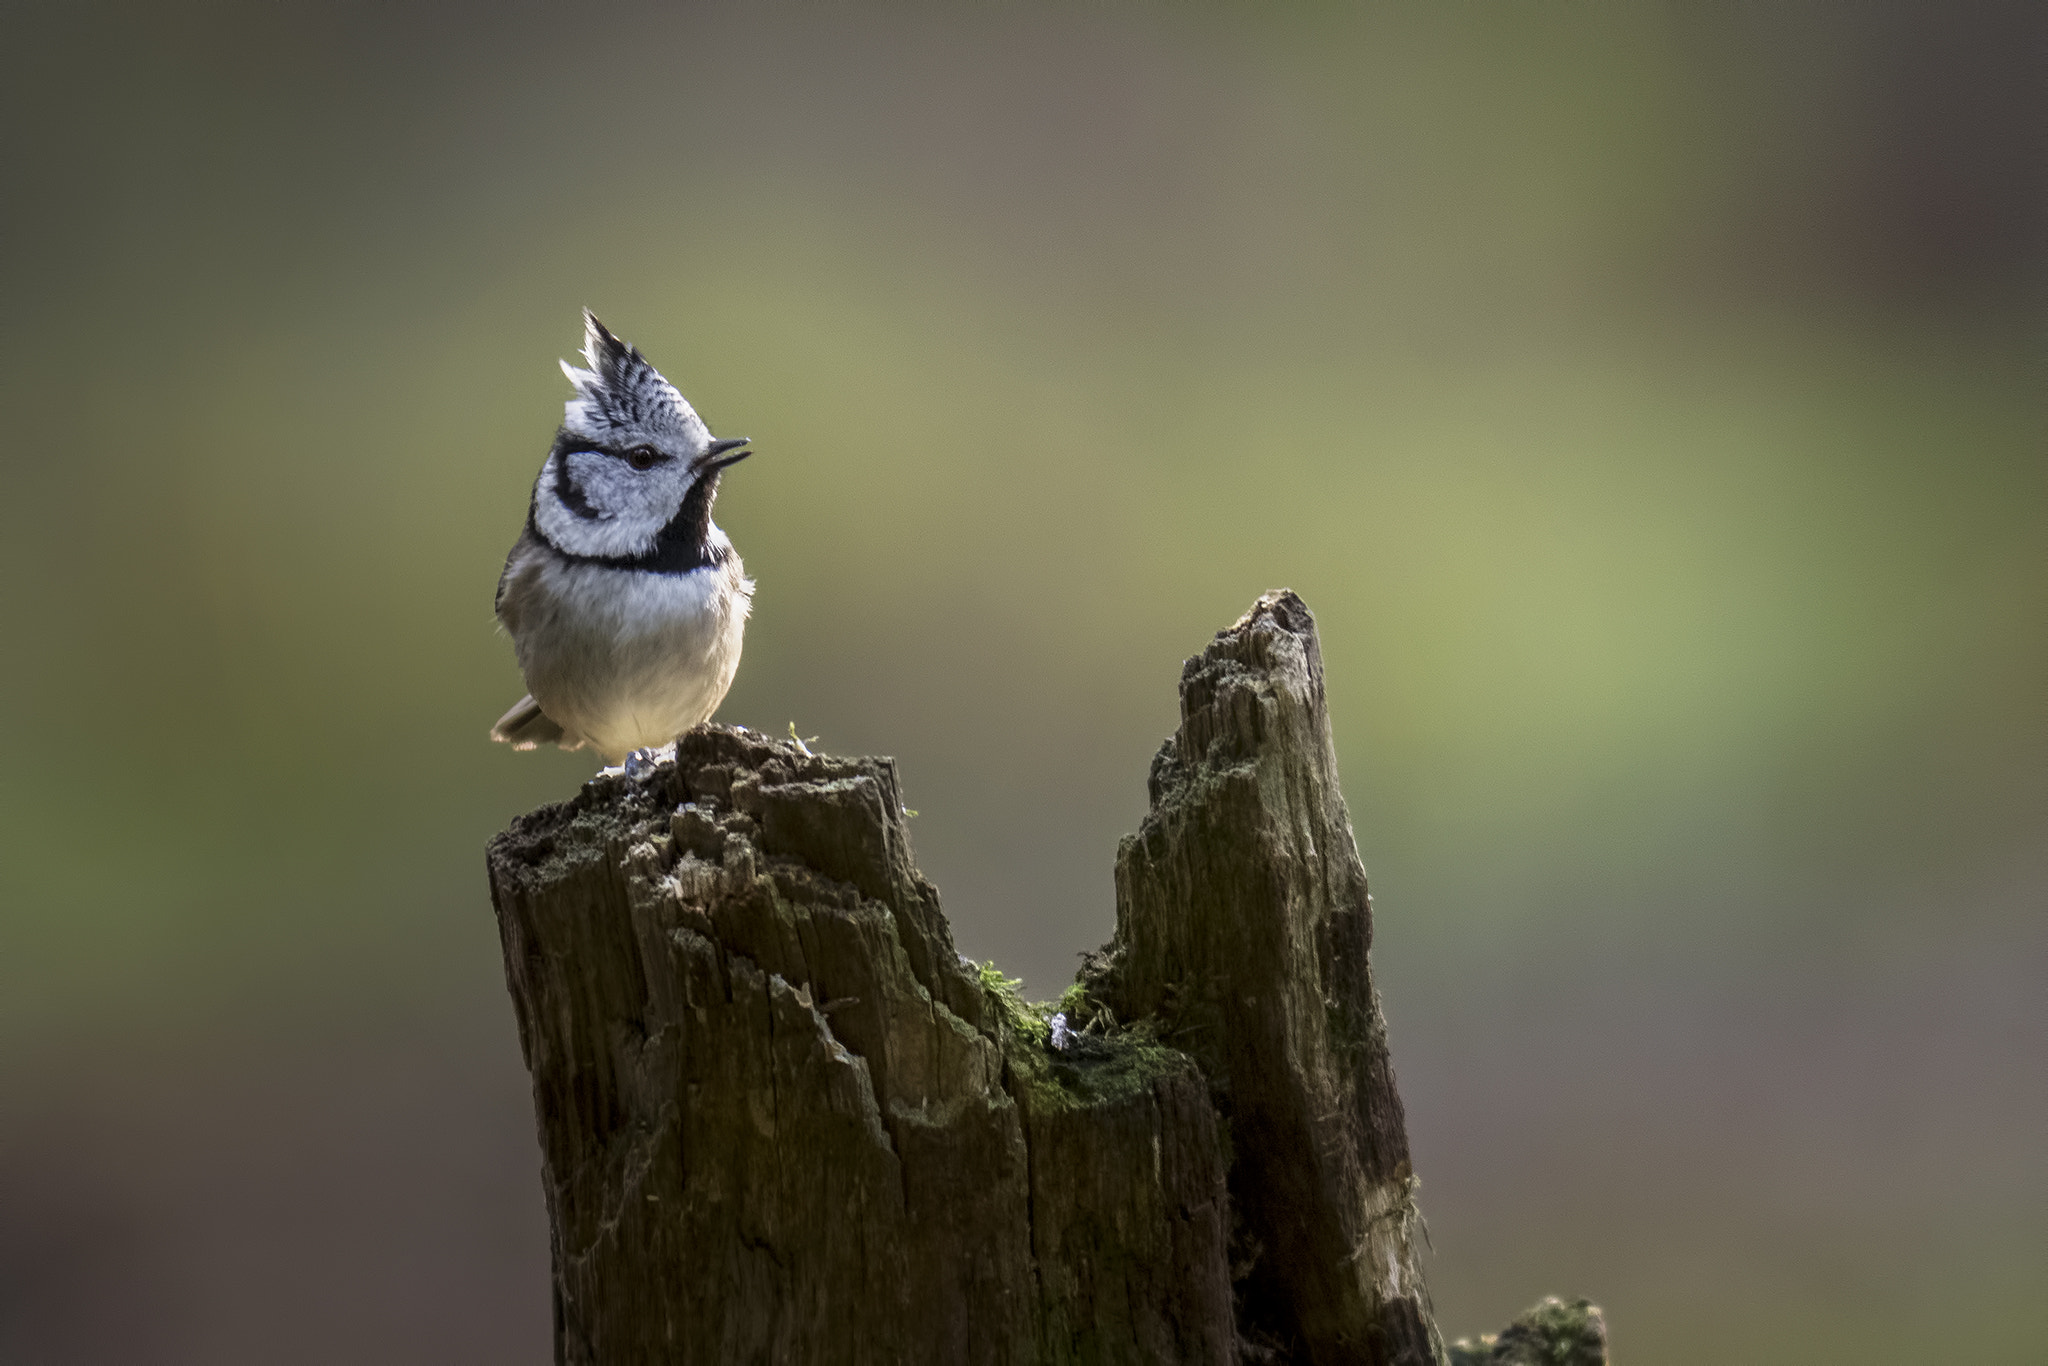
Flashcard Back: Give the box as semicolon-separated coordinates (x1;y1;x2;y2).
491;694;573;750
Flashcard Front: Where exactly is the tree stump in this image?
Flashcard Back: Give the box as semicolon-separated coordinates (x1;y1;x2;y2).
485;591;1607;1365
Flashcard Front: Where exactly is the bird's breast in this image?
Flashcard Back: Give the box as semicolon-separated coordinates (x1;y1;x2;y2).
501;552;752;758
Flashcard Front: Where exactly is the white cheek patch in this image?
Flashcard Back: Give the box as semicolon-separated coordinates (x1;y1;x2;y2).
564;450;632;512
532;452;665;559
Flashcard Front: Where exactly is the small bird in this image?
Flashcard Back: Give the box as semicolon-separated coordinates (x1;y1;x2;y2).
491;310;755;766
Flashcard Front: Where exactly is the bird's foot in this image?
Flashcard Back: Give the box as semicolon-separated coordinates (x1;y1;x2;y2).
622;746;661;780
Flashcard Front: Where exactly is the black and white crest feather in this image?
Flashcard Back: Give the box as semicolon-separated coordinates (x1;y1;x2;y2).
559;309;710;449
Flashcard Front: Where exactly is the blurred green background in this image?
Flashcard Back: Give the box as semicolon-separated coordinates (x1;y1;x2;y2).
3;2;2042;1361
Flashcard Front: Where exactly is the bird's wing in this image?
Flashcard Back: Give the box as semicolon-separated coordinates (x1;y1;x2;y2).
495;526;541;618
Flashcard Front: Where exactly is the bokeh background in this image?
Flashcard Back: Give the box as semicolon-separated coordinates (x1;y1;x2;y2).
3;2;2042;1361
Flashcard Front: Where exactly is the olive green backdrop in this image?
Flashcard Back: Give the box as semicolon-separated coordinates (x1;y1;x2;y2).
3;3;2041;1362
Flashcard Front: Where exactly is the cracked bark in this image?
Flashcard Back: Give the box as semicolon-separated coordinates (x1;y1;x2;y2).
486;591;1607;1365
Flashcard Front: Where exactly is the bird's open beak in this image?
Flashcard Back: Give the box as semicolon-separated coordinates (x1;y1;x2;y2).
699;436;753;471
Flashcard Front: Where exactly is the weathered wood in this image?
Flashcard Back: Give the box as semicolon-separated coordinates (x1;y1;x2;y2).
487;730;1236;1364
485;590;1607;1365
1084;591;1441;1364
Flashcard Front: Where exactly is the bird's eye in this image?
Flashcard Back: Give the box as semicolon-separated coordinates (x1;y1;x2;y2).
626;446;660;471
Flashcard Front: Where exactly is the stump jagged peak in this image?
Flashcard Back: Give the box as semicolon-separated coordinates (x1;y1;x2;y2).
1092;590;1442;1364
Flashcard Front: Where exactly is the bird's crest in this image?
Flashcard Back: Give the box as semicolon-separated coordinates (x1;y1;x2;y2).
559;309;701;441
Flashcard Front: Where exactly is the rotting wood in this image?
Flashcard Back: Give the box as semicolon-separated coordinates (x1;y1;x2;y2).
486;590;1608;1365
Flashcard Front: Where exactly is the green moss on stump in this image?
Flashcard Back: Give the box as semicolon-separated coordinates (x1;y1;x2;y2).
1448;1297;1609;1366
